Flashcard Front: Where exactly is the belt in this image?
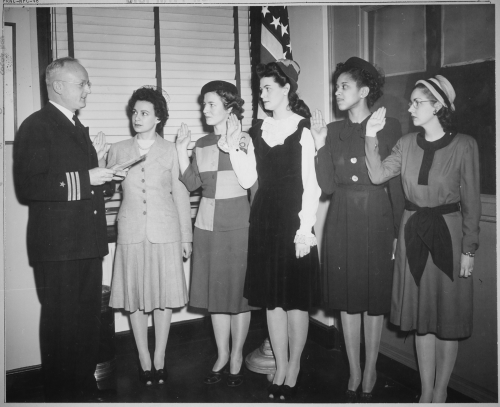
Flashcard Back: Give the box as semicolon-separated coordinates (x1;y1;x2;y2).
404;199;460;286
336;183;385;192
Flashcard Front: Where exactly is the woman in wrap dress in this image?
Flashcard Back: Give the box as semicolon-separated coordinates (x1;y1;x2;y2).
364;75;480;403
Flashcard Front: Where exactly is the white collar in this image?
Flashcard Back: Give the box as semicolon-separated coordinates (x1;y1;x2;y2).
49;100;76;125
261;113;303;147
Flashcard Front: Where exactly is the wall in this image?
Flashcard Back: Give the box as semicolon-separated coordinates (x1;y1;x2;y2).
4;7;43;372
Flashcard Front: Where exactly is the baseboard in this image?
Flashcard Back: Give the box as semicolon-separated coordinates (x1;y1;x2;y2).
308;317;342;350
6;364;42;376
379;342;497;403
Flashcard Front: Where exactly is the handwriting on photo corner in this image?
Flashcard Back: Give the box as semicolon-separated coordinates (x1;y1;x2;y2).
4;0;40;3
127;0;203;3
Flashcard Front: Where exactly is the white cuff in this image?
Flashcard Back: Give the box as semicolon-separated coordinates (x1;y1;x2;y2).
294;233;317;247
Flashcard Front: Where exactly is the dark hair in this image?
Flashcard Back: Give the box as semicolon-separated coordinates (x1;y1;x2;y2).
256;62;311;119
212;89;245;121
413;83;455;132
333;62;385;108
128;87;169;132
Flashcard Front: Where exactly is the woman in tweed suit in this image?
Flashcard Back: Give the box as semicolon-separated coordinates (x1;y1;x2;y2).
108;87;192;385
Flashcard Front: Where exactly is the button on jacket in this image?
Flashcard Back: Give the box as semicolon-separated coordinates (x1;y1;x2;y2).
107;135;192;245
14;102;110;263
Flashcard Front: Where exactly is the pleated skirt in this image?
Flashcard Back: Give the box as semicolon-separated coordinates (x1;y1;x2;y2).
109;239;188;313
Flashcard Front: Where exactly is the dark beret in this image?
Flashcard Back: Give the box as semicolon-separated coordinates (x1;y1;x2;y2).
343;57;379;80
201;80;238;96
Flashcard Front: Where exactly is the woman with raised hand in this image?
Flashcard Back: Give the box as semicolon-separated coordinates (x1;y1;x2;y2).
175;81;258;387
364;75;480;403
227;59;321;401
311;57;404;403
108;86;193;386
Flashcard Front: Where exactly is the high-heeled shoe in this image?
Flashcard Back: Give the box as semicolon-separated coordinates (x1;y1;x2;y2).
155;367;168;385
203;361;229;385
227;364;245;387
359;391;373;402
138;366;154;386
280;383;298;401
279;370;302;401
267;383;282;399
344;384;360;403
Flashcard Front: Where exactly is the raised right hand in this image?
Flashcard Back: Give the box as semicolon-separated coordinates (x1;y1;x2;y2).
311;109;327;150
175;123;191;151
226;113;242;150
89;167;116;185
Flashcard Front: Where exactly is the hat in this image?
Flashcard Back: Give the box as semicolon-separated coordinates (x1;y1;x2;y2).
415;75;456;111
201;80;238;96
342;57;380;80
275;59;301;92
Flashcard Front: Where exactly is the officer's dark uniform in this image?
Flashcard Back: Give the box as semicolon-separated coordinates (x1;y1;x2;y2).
14;102;111;401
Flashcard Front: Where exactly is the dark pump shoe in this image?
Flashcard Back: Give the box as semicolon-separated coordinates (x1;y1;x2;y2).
267;383;282;399
226;365;245;387
280;383;298;401
155;367;168;385
345;386;360;403
203;361;229;384
359;391;374;402
139;367;154;386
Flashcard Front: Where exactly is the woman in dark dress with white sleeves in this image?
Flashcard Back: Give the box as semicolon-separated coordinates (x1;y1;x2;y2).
364;75;480;403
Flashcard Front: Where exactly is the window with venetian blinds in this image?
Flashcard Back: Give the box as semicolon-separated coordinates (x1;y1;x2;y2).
50;6;253;222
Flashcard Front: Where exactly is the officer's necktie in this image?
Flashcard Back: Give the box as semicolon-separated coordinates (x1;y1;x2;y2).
72;114;89;148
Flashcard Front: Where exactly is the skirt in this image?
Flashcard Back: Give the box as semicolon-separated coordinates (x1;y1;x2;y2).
189;227;258;313
390;210;473;339
109;238;188;313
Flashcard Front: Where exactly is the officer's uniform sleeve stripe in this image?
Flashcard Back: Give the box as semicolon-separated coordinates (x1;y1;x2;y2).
66;172;72;201
70;172;77;201
75;171;81;200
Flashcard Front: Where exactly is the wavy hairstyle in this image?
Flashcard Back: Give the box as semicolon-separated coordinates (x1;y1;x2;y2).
128;87;169;132
256;62;311;119
210;89;245;121
333;63;385;108
413;83;455;132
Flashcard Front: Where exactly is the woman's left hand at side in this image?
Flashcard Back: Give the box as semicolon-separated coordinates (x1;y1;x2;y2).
392;238;397;260
366;107;387;138
226;114;242;150
93;131;111;161
295;243;310;259
182;242;193;259
460;254;474;278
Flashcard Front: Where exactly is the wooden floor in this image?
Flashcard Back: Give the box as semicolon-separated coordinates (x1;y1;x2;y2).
6;310;476;403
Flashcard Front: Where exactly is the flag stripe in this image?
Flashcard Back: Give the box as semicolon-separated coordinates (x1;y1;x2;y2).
260;43;278;65
261;26;285;60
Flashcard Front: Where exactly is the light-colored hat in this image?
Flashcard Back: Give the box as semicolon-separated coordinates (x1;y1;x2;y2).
415;75;456;111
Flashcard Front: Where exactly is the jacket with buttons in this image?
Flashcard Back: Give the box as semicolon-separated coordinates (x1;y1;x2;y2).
13;102;111;263
107;135;192;245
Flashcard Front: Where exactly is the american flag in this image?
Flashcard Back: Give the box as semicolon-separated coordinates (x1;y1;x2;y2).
260;6;293;63
254;6;293;118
